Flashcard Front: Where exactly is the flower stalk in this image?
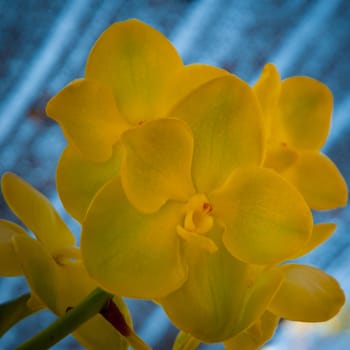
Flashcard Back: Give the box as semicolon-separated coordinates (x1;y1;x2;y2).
15;287;151;350
0;293;39;337
15;288;112;350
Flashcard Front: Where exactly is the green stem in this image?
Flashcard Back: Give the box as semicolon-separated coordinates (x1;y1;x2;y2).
15;288;112;350
0;293;40;337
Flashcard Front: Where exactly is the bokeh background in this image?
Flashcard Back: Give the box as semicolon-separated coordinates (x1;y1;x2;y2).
1;0;350;349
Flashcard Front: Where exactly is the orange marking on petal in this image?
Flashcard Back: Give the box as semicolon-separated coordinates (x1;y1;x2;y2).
203;202;213;214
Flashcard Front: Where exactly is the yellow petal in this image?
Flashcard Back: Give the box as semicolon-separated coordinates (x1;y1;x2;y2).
46;79;127;162
1;173;75;254
162;63;229;115
283;151;348;210
168;75;264;193
292;223;336;258
13;234;129;350
121;118;195;213
224;311;279;350
0;220;26;276
159;226;282;342
253;64;287;154
13;234;60;312
236;268;282;336
277;77;332;150
172;332;201;350
86;19;183;124
268;264;345;322
211;167;313;264
81;177;188;299
176;225;218;253
253;63;281;125
57;143;122;222
14;237;90;316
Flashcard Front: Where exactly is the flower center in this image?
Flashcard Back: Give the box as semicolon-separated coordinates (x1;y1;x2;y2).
176;194;217;253
183;194;213;234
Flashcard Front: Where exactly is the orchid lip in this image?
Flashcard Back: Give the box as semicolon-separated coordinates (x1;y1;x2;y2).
176;194;217;253
183;194;214;235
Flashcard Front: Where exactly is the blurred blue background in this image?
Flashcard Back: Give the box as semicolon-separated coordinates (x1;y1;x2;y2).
0;0;350;349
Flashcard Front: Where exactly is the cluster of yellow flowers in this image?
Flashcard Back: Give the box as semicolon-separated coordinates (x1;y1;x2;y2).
0;19;348;349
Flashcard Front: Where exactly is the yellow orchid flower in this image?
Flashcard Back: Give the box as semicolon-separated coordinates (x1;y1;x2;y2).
254;63;348;210
43;19;346;347
80;74;344;343
46;19;228;222
0;172;130;350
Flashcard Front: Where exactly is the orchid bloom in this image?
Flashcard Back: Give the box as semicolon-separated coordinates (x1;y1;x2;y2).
44;19;346;347
80;75;344;343
254;63;348;210
46;19;228;222
0;172;130;349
